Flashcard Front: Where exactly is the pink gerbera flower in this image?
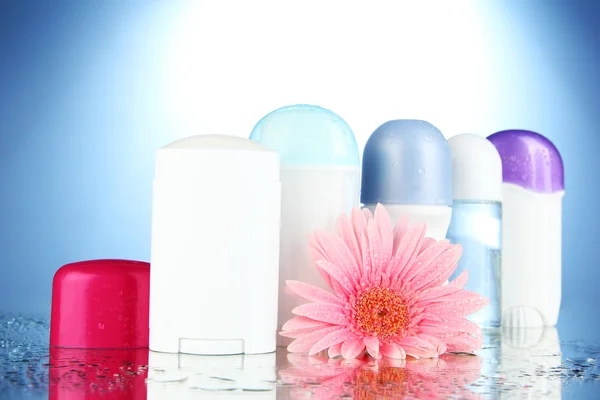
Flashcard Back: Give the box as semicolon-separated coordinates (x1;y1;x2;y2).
280;204;489;360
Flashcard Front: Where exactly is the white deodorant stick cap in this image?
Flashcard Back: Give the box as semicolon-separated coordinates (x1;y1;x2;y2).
448;133;503;202
155;134;279;183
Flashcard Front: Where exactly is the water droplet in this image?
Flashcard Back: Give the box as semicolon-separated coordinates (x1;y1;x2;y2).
418;168;424;174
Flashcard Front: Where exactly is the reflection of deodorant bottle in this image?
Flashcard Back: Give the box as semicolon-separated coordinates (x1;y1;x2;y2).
499;327;562;400
447;134;502;329
250;105;361;346
488;130;564;327
147;351;276;399
361;120;452;240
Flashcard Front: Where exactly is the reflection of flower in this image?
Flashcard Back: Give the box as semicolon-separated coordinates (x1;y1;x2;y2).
280;352;482;400
281;204;488;359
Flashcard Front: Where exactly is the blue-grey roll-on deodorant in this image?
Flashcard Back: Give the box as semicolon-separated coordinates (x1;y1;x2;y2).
361;119;452;239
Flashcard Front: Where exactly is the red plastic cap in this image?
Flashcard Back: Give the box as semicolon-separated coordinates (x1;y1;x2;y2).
50;259;150;349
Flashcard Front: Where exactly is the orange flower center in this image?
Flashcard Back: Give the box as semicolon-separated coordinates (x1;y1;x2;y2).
353;287;409;339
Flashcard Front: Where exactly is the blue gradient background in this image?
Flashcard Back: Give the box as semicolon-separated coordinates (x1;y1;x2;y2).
0;0;598;373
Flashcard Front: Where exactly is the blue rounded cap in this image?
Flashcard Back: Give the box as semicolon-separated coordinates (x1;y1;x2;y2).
249;104;360;166
360;120;452;206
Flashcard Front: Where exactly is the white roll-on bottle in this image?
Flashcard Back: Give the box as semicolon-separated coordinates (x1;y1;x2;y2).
361;120;452;240
250;105;361;346
149;135;281;355
488;130;565;328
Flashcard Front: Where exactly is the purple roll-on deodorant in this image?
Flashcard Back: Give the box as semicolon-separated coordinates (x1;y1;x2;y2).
488;130;564;328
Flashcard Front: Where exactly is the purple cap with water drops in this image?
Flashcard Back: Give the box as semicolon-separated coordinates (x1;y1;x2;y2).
487;129;564;193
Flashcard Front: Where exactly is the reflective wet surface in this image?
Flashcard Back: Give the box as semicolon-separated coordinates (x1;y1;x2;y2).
2;314;600;399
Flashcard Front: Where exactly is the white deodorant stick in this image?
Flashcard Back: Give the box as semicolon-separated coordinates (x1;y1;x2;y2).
250;104;361;346
149;135;281;355
488;130;565;327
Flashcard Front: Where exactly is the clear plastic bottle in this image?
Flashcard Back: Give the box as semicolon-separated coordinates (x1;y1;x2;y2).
447;200;502;328
447;134;503;329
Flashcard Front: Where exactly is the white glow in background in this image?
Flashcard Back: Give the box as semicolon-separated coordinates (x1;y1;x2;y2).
154;1;597;348
161;0;501;147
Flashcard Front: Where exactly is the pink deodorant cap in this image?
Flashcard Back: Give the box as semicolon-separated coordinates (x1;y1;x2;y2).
50;259;150;349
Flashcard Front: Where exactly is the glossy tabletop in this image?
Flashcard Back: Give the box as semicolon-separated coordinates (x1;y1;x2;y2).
1;314;599;399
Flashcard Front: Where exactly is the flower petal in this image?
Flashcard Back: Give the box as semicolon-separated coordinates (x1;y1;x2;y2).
280;323;336;339
396;336;439;359
448;269;469;289
374;204;394;273
315;260;355;295
416;283;463;306
309;239;335;290
351;208;368;275
328;342;343;358
380;343;406;359
337;213;362;273
367;219;384;285
418;237;437;255
359;232;372;288
280;316;332;338
419;318;482;339
417;333;448;355
309;234;327;260
316;263;347;296
362;208;373;219
341;336;366;359
420;312;443;324
281;316;328;331
351;208;369;260
314;231;360;290
402;240;452;287
401;345;438;359
389;223;427;286
406;244;463;292
288;325;344;353
286;280;344;305
445;332;482;353
426;290;489;318
292;302;348;325
392;215;409;253
309;327;352;355
363;336;381;359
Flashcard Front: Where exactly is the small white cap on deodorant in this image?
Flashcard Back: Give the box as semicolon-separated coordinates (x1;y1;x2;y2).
448;133;503;202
